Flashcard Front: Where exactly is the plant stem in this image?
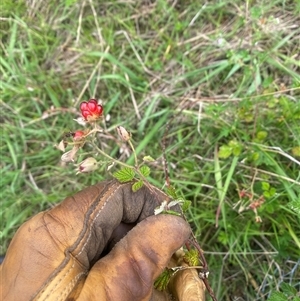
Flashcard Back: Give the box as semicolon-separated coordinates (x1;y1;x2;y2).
128;139;138;167
91;142;133;170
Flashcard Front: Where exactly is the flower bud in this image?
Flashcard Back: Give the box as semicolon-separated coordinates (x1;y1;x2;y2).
76;157;98;174
73;130;85;141
117;126;131;141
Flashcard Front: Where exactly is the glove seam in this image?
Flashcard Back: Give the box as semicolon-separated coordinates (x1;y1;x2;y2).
35;181;124;301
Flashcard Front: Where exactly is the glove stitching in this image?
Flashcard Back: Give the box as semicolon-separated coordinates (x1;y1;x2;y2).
37;181;123;301
76;182;123;257
60;271;86;300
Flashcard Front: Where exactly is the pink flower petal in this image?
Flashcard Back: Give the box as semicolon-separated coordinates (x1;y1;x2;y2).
80;102;88;111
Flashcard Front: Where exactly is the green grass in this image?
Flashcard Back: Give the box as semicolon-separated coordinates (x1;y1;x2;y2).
1;0;300;300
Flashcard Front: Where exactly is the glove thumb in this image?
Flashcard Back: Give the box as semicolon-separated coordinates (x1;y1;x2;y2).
78;214;190;301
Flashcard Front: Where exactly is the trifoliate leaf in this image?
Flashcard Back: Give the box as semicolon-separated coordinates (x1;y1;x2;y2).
154;268;173;291
132;180;144;192
139;165;151;177
113;167;135;183
182;200;191;212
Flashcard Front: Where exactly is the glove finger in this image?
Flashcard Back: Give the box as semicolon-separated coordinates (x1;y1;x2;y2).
78;214;191;301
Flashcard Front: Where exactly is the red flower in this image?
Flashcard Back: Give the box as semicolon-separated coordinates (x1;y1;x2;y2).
80;99;103;121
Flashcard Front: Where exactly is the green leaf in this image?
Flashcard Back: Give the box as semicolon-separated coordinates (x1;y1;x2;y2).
162;210;181;216
65;0;77;6
280;282;297;297
263;191;271;198
132;180;144;192
166;186;178;199
182;200;191;212
288;200;300;215
143;155;155;162
139;165;151;177
113;167;135;183
261;182;270;191
154;268;173;291
248;151;260;162
228;139;242;156
269;187;276;197
291;146;300;157
256;130;268;141
268;291;288;301
218;145;232;159
184;249;200;266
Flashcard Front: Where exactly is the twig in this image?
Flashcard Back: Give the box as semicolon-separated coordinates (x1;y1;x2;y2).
161;102;218;300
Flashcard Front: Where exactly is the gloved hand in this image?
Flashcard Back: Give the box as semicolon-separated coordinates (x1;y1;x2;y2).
0;179;205;301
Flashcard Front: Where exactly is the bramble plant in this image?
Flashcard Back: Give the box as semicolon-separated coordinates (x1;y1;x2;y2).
56;99;218;301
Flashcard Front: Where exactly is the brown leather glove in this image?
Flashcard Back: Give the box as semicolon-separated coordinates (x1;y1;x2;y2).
0;179;205;301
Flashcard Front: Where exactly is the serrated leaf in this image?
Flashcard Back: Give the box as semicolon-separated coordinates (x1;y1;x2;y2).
166;186;178;199
184;249;200;266
139;165;151;177
268;291;288;301
218;145;232;159
280;282;297;297
154;268;173;291
132;180;144;192
113;167;135;183
182;200;191;212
